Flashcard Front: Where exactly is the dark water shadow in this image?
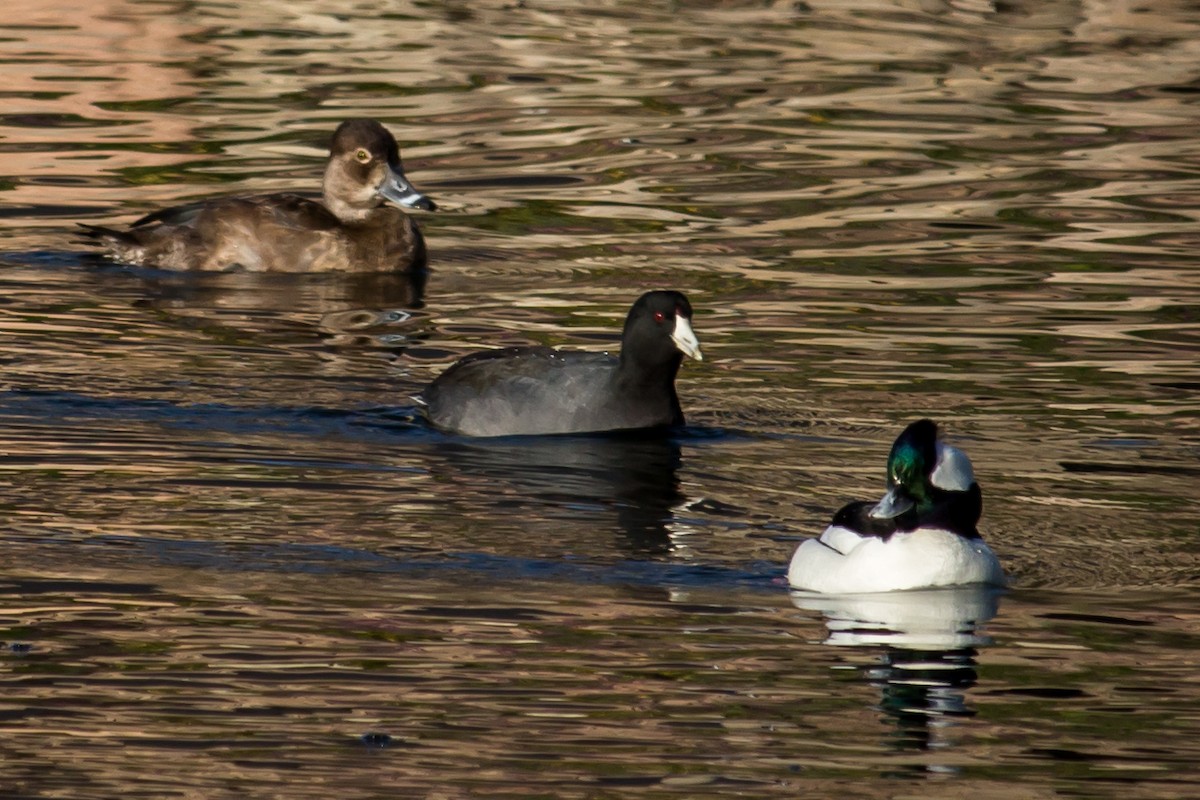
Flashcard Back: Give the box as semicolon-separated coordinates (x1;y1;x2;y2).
791;586;1004;769
420;432;689;554
0;249;93;270
0;389;430;455
0;385;784;586
65;533;780;593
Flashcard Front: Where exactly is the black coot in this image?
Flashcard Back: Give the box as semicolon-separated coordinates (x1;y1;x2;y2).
418;290;703;437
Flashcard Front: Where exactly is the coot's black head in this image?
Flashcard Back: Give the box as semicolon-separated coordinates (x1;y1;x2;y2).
324;119;436;222
620;291;703;370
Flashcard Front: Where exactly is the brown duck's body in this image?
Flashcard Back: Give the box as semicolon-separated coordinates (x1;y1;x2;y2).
83;195;426;272
80;119;433;273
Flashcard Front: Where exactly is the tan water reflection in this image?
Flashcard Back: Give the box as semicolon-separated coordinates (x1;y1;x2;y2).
1;0;1200;797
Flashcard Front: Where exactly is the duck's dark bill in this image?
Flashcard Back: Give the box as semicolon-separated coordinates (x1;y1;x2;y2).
869;486;913;519
380;166;436;211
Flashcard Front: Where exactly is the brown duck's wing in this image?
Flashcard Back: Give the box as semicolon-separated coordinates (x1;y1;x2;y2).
130;200;209;229
255;193;341;231
83;193;346;271
130;194;340;232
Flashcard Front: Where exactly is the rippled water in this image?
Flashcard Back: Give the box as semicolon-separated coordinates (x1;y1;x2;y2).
2;1;1199;797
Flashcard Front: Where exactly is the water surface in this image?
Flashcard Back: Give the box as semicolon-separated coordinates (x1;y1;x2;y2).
1;0;1198;797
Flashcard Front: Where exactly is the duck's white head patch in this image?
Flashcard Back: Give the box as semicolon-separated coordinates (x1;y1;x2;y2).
931;443;976;491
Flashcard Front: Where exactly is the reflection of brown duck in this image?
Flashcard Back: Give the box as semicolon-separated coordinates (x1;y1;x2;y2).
138;269;426;313
117;269;428;350
80;120;435;273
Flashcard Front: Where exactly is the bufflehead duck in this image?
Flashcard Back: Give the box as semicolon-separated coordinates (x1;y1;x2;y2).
788;419;1005;593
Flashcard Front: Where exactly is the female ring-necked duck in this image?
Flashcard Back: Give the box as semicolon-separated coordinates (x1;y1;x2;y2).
417;291;703;437
788;419;1006;593
80;119;434;272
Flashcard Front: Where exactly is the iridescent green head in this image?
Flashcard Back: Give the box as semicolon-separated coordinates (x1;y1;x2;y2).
870;418;977;520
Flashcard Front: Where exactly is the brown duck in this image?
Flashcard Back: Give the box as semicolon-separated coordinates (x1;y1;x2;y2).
80;119;435;272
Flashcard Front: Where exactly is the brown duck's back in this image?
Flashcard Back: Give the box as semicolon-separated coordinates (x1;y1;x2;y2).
83;194;427;272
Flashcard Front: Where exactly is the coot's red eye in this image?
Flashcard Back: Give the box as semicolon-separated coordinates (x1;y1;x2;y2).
653;311;665;323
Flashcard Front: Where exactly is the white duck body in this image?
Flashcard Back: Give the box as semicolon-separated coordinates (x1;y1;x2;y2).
787;524;1005;594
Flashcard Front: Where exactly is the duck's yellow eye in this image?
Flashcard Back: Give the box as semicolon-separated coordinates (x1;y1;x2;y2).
355;149;371;163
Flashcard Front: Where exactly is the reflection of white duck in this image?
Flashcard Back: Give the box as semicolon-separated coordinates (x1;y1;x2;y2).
790;584;1002;649
788;419;1006;594
791;585;1003;760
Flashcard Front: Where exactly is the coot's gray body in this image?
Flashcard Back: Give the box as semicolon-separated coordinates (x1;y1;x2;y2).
419;291;702;437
